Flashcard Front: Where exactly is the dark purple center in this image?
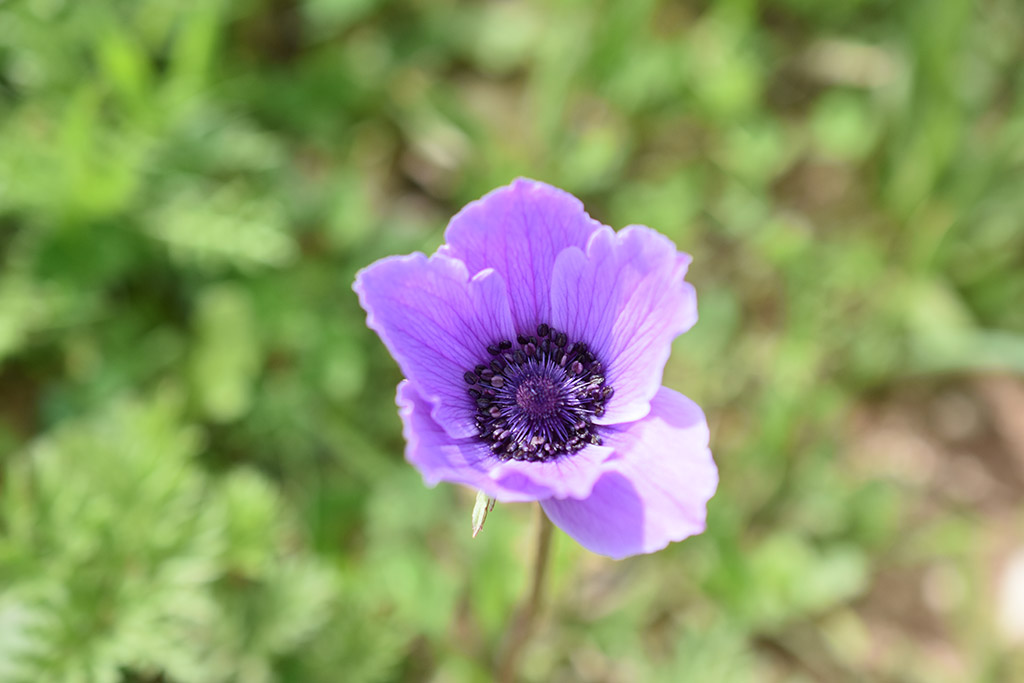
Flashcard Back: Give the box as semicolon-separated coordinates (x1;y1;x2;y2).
515;375;562;420
463;323;613;462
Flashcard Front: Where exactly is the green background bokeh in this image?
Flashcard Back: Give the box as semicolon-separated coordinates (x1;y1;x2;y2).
1;0;1023;681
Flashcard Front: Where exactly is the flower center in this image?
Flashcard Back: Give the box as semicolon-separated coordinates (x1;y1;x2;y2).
463;323;613;462
515;375;562;420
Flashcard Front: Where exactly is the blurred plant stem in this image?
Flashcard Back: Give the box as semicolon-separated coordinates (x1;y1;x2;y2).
496;505;554;683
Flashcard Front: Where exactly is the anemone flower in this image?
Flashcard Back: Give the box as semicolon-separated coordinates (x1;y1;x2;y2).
354;179;717;559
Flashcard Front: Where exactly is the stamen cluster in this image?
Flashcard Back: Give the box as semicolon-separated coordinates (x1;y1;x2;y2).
463;323;613;462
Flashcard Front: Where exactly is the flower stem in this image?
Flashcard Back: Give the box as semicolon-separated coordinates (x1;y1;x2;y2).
496;505;554;683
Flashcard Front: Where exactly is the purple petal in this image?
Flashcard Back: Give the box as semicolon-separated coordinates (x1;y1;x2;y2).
485;442;616;501
355;253;516;439
397;380;543;501
540;387;717;559
398;381;617;502
439;178;603;332
550;225;697;426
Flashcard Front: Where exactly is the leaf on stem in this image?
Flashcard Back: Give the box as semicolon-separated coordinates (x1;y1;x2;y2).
471;490;496;538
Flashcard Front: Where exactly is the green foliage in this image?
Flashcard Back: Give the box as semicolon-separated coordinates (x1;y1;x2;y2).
2;0;1023;680
0;394;346;682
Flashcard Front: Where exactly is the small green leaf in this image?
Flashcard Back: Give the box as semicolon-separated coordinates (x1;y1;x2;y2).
471;491;496;538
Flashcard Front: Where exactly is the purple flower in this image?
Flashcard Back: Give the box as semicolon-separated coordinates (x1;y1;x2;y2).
354;179;717;559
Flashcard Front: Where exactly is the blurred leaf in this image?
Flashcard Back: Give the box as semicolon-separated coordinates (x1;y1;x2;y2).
810;91;879;162
148;183;297;269
189;283;261;422
717;117;793;185
660;622;755;683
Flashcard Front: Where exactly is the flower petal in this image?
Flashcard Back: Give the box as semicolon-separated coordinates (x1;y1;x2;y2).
398;380;540;501
355;253;516;439
550;225;697;425
439;178;603;332
398;381;616;502
540;387;717;559
485;442;616;501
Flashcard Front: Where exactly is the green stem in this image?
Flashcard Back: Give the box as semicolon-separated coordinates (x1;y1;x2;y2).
496;505;554;683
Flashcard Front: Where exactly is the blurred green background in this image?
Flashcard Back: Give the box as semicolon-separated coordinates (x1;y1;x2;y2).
2;0;1024;681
